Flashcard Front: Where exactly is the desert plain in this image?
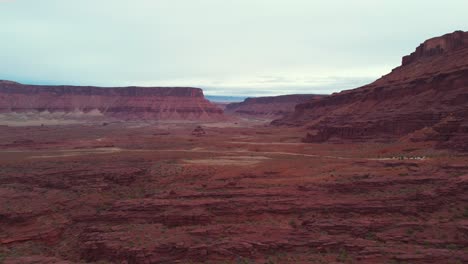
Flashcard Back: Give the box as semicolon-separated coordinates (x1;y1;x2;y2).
1;118;467;264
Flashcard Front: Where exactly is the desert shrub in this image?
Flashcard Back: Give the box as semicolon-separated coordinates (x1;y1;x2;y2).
289;219;298;229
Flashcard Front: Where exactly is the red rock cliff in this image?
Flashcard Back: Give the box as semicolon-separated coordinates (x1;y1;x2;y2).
0;82;224;121
402;31;468;66
272;31;468;151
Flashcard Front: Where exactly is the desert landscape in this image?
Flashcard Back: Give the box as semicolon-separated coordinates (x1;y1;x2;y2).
1;120;467;264
0;30;467;264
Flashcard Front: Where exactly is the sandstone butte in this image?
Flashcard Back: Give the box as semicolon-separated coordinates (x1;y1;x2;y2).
225;94;327;118
0;82;224;121
273;30;468;151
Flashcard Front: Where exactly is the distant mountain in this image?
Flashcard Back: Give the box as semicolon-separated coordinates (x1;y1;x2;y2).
225;94;327;118
205;95;247;103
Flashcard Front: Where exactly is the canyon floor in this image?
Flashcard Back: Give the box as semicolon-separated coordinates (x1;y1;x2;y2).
0;120;467;264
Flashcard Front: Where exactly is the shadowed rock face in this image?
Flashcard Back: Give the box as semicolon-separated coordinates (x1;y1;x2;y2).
273;31;468;151
0;82;224;121
225;94;327;117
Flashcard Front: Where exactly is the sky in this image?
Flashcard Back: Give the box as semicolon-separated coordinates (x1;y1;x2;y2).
0;0;467;97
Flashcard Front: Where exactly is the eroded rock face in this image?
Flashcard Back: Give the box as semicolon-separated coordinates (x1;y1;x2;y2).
402;30;468;66
225;94;326;117
273;31;468;150
0;82;224;121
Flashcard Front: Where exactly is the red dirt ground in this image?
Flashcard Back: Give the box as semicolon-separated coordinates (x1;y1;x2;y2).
0;121;467;264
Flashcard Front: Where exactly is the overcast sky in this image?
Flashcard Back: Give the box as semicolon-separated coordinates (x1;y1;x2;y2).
0;0;467;96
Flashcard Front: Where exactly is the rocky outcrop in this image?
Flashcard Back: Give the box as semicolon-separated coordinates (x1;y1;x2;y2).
0;82;224;121
191;126;206;136
225;94;326;118
402;31;468;66
273;31;468;150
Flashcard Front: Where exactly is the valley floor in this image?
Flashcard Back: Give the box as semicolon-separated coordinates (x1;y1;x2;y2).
0;121;467;263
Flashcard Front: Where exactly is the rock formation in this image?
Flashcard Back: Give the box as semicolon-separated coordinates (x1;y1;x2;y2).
191;126;206;136
225;94;326;118
402;30;468;66
273;31;468;151
0;82;224;121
